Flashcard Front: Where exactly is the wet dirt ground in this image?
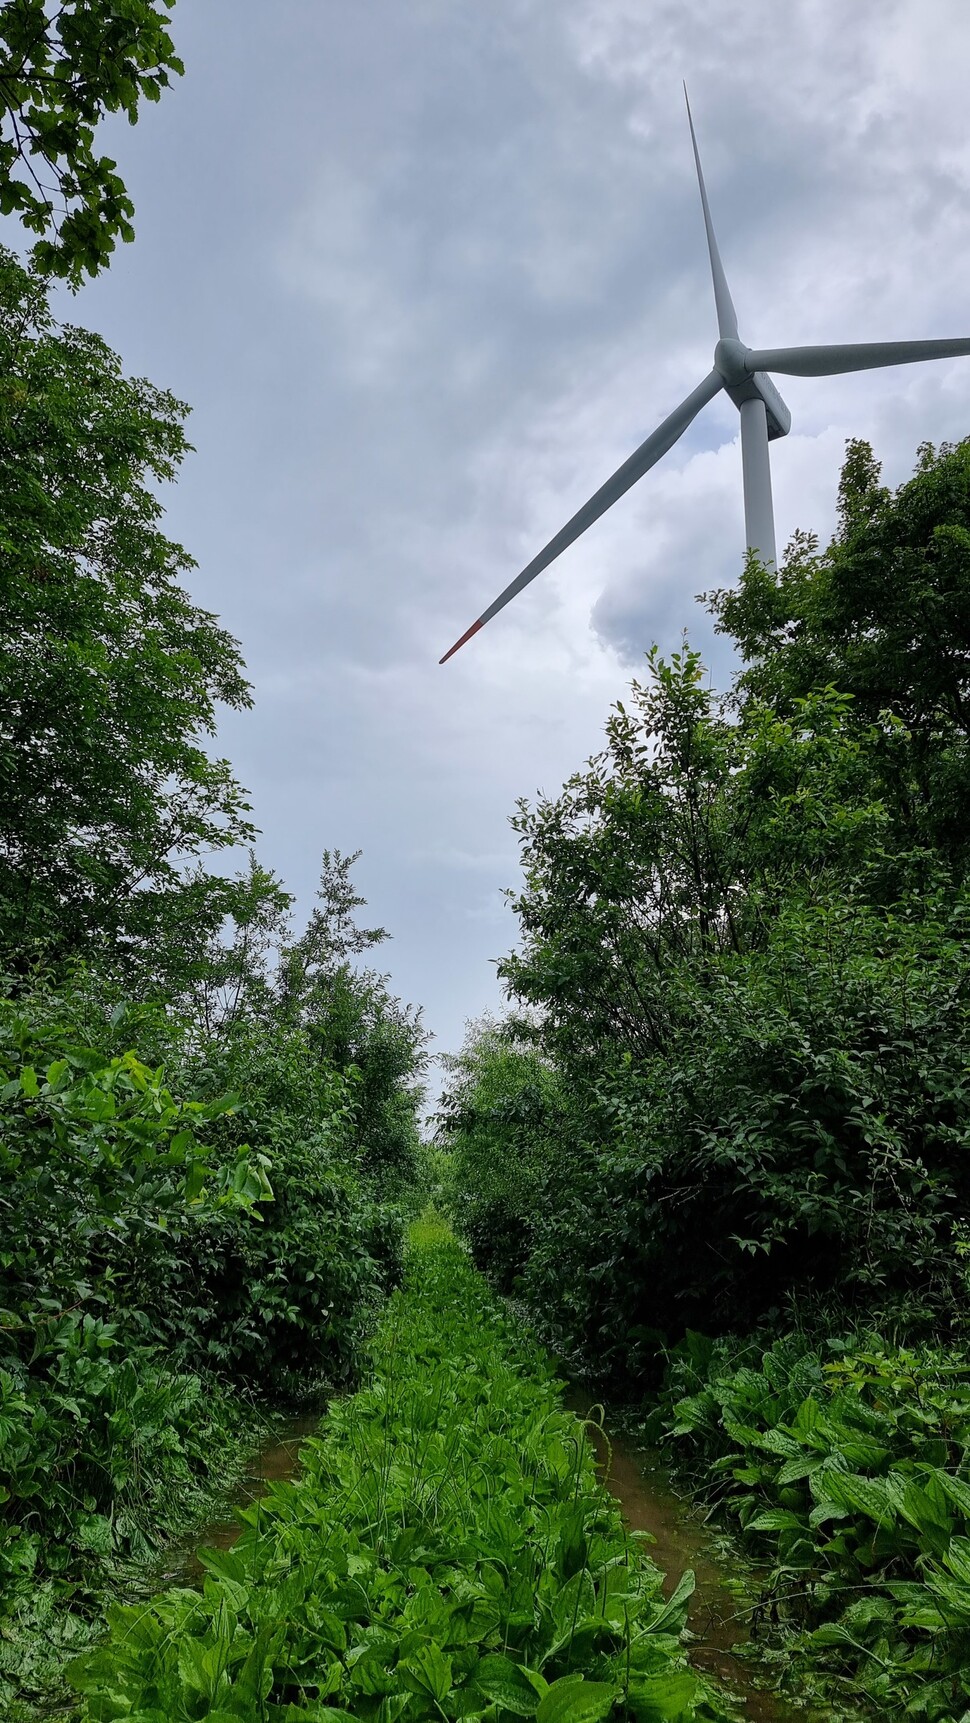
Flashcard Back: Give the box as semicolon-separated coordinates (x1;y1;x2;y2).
569;1392;802;1721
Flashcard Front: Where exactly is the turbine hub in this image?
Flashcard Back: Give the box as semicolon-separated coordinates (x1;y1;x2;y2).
714;337;751;386
714;338;792;441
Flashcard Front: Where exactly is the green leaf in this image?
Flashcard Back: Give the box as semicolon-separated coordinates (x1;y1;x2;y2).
814;1471;896;1525
944;1537;970;1587
398;1642;452;1705
552;1569;596;1636
935;1471;970;1522
627;1671;697;1721
747;1509;803;1533
644;1570;694;1636
536;1676;616;1723
473;1656;541;1716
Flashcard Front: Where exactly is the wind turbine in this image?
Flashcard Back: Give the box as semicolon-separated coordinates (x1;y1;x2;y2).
440;93;970;665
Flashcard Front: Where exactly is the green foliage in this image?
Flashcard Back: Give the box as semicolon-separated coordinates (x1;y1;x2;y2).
0;986;272;1708
276;850;429;1199
442;443;970;1364
0;249;258;981
436;1017;563;1289
0;1359;248;1715
0;0;183;283
712;437;970;739
69;1226;733;1723
0;988;273;1347
175;1012;408;1401
0;225;427;1717
655;1330;970;1718
709;436;970;871
444;640;970;1368
0;973;413;1713
442;437;970;1716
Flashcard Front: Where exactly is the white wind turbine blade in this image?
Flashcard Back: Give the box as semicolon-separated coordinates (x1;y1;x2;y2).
746;338;970;377
440;369;724;663
685;86;739;341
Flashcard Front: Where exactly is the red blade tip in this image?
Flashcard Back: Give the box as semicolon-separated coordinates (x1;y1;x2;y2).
439;617;483;665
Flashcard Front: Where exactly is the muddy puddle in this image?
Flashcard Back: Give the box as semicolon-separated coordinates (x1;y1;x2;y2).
569;1392;800;1721
155;1410;321;1587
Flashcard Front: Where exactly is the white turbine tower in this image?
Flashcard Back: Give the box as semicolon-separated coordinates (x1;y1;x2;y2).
440;93;970;665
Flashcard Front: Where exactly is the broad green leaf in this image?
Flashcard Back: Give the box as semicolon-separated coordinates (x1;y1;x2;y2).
473;1655;541;1716
945;1536;970;1587
627;1671;697;1721
552;1569;596;1636
398;1642;452;1705
935;1471;970;1522
644;1570;694;1636
536;1676;616;1723
747;1509;802;1533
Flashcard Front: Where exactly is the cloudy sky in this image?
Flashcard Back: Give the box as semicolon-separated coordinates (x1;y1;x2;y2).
58;0;970;1085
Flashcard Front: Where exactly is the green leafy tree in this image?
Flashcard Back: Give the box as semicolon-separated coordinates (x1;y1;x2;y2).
0;0;183;283
709;436;970;870
0;249;257;978
436;1015;565;1289
279;850;428;1191
278;848;387;1014
172;855;294;1041
448;607;970;1368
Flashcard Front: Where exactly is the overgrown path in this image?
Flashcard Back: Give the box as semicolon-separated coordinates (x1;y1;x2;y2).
70;1219;738;1721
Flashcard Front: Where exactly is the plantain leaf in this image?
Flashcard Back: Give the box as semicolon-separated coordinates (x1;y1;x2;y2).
536;1676;617;1723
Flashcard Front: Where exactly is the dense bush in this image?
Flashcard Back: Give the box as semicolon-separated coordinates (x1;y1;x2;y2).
436;1019;564;1290
175;1008;410;1397
442;440;970;1374
0;970;417;1713
0;991;265;1701
444;722;970;1374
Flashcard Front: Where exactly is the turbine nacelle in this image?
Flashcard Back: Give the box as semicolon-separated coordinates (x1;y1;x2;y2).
714;338;792;440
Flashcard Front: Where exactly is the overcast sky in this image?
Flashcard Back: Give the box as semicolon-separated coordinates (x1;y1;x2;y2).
55;0;970;1087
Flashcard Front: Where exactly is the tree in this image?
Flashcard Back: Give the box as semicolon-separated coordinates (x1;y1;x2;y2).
436;1015;564;1289
454;619;970;1367
708;437;970;871
0;248;256;975
0;0;183;284
278;848;387;1017
278;850;428;1189
711;438;970;734
147;854;291;1040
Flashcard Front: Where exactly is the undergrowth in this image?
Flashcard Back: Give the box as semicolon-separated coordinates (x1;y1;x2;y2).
0;990;408;1718
1;1383;264;1720
650;1330;970;1719
68;1223;738;1722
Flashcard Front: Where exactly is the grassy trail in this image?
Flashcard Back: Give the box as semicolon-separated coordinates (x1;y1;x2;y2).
69;1217;736;1722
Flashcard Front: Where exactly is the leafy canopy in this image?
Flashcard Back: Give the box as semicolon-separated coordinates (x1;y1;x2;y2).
0;248;257;978
0;0;183;283
709;436;970;869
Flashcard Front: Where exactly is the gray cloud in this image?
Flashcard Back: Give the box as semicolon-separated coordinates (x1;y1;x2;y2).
47;0;970;1084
